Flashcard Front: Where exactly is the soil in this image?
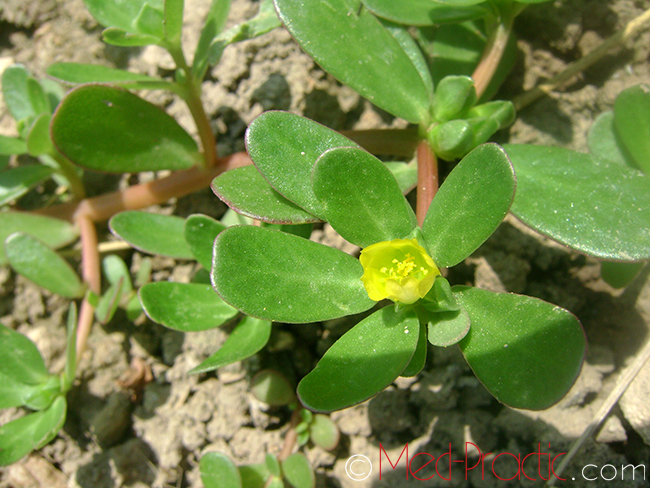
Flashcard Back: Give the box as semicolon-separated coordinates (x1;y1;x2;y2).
1;0;650;487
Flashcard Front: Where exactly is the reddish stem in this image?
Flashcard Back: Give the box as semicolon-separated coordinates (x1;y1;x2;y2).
416;140;438;226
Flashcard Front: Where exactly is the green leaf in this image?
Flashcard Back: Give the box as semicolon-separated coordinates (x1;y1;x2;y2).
193;0;232;76
197;0;281;77
266;454;281;477
200;452;242;488
21;375;61;411
421;276;459;313
183;214;227;270
282;453;315;488
2;65;50;122
426;308;470;346
428;119;474;160
401;317;427;377
212;225;375;323
506;144;650;261
51;84;199;172
0;165;54;206
47;63;173;90
422;143;515;267
385;161;418;194
140;282;238;331
362;0;488;25
239;463;271;488
587;111;628;167
190;316;271;374
312;146;417;248
0;396;66;466
212;166;320;224
5;233;84;298
298;305;419;412
102;27;162;46
0;212;78;266
110;211;194;259
251;370;296;406
26;113;54;156
309;414;340;451
133;2;164;38
613;84;650;174
82;0;164;31
0;134;27;155
246;111;358;219
0;322;49;385
63;303;78;392
455;286;585;410
274;0;431;123
0;371;45;409
163;0;184;43
103;254;133;294
600;261;645;289
95;278;124;324
433;75;477;122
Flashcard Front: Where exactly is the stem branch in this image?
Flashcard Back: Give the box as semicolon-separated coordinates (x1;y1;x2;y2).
416;140;438;226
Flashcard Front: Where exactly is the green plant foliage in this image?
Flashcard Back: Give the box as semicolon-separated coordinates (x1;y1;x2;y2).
200;451;242;488
212;225;375;323
0;134;27;155
5;233;84;298
456;286;585;410
239;462;271;488
282;453;315;488
312;146;417;248
95;278;125;324
0;323;50;385
587;112;628;167
308;414;340;451
163;0;185;44
245;111;358;219
0;396;66;466
47;63;173;91
2;65;51;123
427;308;471;346
184;213;227;270
110;211;194;259
251;369;296;406
193;0;232;77
600;261;646;289
51;85;200;173
82;0;163;32
274;0;431;123
0;166;54;206
297;306;419;412
362;0;488;25
422;143;515;267
190;316;272;374
401;319;428;376
0;212;78;265
139;282;238;331
613;83;650;174
25;114;54;156
506;144;650;261
212;166;320;224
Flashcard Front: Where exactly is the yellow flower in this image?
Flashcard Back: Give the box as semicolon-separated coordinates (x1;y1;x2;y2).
359;238;440;305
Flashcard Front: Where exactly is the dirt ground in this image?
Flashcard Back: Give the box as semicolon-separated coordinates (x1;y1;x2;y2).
1;0;650;487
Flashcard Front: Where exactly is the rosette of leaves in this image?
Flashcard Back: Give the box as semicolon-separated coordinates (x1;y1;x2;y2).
211;111;585;412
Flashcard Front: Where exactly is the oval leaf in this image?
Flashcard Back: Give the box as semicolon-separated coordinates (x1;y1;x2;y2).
0;212;78;265
455;286;585;410
212;166;320;224
251;370;296;406
613;84;650;174
426;308;470;346
0;165;54;206
184;214;227;270
189;316;272;374
110;211;194;259
298;306;418;411
422;143;515;267
312;146;417;248
0;396;66;466
282;453;315;488
5;233;84;298
212;225;375;323
587;111;629;167
246;111;357;218
200;452;242;488
362;0;488;25
0;322;49;385
2;65;49;122
140;282;238;331
83;0;163;31
274;0;430;123
309;414;340;451
506;144;650;261
0;134;28;155
51;84;199;172
47;63;171;90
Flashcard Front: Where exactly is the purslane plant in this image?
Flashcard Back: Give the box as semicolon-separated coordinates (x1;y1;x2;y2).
211;111;586;412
